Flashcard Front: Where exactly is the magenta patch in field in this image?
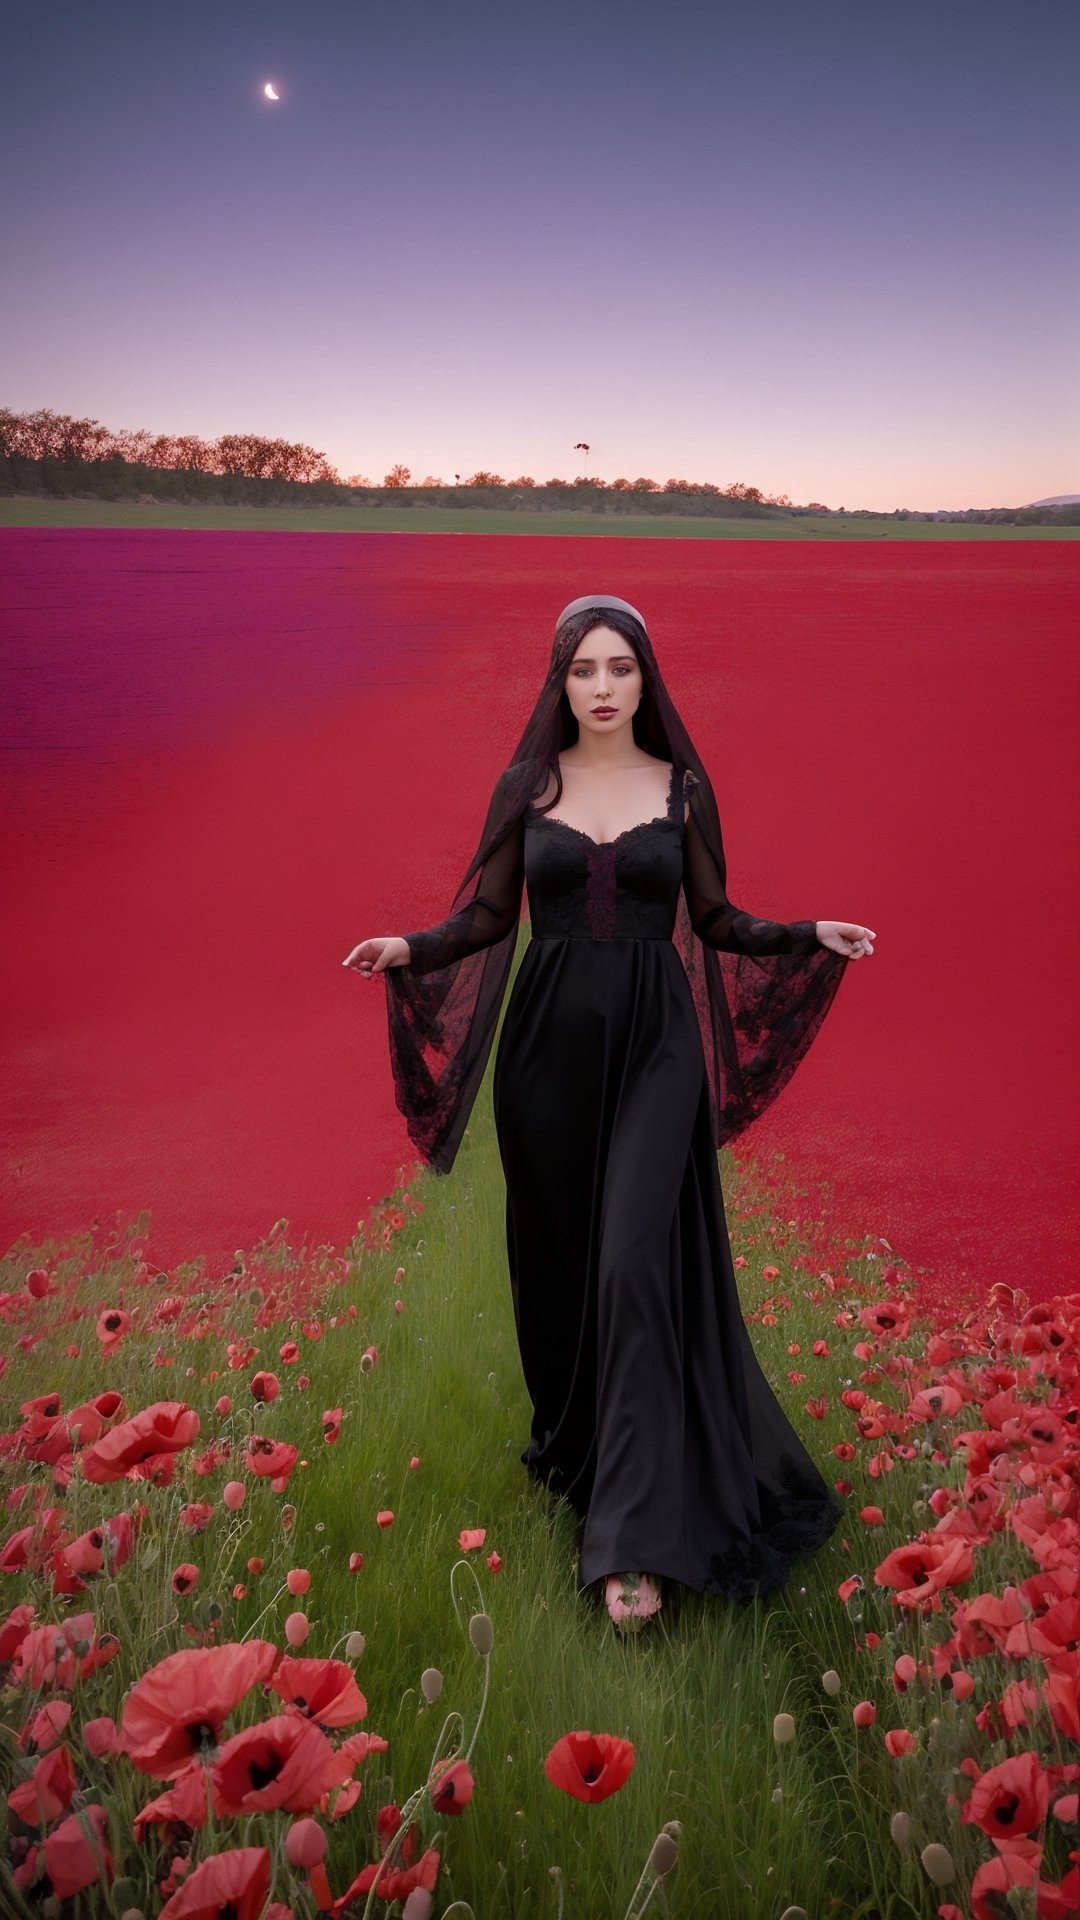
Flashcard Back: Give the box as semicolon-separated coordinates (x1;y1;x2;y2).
1;529;1077;1310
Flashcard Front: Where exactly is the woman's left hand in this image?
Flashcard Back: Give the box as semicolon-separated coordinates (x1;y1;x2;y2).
816;921;876;958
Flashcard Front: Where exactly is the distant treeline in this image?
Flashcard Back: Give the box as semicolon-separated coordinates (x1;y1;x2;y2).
1;407;1076;525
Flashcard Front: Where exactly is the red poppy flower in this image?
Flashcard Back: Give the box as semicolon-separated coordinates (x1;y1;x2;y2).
96;1308;131;1347
244;1435;299;1485
0;1602;35;1661
269;1655;368;1728
179;1503;215;1533
8;1743;78;1826
172;1563;200;1595
430;1757;475;1816
13;1614;120;1691
63;1392;125;1449
211;1714;340;1814
875;1537;975;1607
544;1730;636;1803
157;1845;270;1920
80;1402;201;1484
133;1761;213;1844
323;1408;342;1444
55;1525;106;1578
459;1528;486;1552
250;1371;280;1403
962;1752;1052;1842
20;1700;73;1753
120;1639;280;1778
332;1846;441;1911
336;1729;389;1773
43;1803;112;1899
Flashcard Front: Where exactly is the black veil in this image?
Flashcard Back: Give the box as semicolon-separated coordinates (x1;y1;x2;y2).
384;594;849;1176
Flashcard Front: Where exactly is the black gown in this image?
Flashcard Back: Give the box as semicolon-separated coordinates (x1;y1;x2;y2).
403;759;845;1600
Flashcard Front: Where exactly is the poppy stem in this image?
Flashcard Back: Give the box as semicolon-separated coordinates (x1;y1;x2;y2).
462;1646;490;1769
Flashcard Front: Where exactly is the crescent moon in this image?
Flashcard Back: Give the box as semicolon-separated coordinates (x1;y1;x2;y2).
264;83;279;101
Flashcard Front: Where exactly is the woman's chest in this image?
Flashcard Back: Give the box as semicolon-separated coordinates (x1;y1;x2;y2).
524;813;685;940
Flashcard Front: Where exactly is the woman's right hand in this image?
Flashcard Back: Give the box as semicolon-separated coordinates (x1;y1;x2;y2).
341;936;412;977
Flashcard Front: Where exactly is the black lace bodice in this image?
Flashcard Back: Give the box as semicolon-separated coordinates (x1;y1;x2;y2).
402;763;820;972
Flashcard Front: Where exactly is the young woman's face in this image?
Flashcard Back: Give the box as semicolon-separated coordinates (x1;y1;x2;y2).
564;626;644;739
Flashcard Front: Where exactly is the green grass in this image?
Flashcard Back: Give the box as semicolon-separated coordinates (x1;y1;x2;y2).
0;1013;1064;1918
1;496;1076;538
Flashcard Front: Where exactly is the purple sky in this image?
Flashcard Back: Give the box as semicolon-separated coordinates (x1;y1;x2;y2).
4;0;1077;510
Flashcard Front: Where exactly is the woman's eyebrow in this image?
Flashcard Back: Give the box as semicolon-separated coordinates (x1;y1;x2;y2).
571;655;637;664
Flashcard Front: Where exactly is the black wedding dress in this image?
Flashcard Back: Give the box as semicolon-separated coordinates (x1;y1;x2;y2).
401;758;845;1600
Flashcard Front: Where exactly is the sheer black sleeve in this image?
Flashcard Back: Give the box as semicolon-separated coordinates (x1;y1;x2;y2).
398;770;525;978
681;770;821;957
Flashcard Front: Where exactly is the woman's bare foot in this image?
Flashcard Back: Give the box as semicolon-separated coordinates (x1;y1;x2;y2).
604;1572;662;1632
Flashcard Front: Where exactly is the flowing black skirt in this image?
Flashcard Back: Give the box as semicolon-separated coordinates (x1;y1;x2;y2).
492;933;844;1599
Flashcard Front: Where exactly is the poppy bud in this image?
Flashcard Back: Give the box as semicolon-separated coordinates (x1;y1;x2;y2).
468;1612;494;1655
345;1631;366;1659
919;1843;955;1886
890;1811;910;1846
772;1712;795;1743
420;1667;443;1703
821;1670;841;1696
285;1818;327;1868
285;1610;309;1648
402;1893;433;1920
647;1831;679;1876
84;1716;118;1757
223;1482;246;1510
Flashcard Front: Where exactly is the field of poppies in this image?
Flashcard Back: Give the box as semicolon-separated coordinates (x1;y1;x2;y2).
2;1085;1077;1919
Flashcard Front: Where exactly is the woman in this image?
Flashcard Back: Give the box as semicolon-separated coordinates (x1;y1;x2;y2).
343;593;875;1632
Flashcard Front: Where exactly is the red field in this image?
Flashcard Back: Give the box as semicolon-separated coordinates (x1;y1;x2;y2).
2;530;1076;1309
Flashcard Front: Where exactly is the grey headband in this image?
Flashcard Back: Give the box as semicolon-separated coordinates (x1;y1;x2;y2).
554;593;648;638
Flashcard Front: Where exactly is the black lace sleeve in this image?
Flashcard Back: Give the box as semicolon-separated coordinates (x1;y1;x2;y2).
681;770;821;957
398;770;525;978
